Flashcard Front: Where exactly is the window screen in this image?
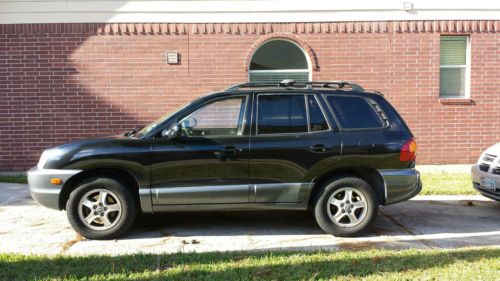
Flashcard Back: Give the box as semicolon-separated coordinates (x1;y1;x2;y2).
307;95;329;132
257;95;308;134
327;96;383;129
440;36;469;98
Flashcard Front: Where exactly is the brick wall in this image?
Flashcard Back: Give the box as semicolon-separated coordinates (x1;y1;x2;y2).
1;21;499;170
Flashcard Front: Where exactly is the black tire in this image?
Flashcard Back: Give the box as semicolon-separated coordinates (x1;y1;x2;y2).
313;176;378;237
66;177;137;240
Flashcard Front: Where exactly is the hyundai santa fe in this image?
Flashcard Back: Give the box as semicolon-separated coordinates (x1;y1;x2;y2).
28;80;421;239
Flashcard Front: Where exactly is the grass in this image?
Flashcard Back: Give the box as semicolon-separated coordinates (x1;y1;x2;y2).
0;247;498;281
0;174;27;184
420;173;478;195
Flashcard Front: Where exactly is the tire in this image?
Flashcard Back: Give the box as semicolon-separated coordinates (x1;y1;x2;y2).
313;176;378;237
66;177;137;240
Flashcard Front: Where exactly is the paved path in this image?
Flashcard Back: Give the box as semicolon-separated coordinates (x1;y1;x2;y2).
0;183;499;256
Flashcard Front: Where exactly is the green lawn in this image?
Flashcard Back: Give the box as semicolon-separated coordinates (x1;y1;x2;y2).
420;173;477;195
0;248;498;281
0;174;27;184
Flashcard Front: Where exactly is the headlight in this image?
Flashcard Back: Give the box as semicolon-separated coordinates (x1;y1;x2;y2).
37;148;64;169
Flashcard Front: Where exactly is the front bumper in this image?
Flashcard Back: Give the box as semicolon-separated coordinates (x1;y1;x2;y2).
471;164;500;201
27;166;81;210
378;169;422;205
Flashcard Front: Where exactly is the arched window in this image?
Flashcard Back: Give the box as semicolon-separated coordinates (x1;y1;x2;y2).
249;39;311;83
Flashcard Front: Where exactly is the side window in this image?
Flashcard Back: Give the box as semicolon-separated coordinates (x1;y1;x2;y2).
440;36;469;98
180;96;246;136
307;95;329;132
326;96;383;129
257;95;308;134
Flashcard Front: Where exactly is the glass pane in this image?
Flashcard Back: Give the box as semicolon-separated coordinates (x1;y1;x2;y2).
249;71;309;83
440;36;467;65
307;96;329;132
182;97;246;136
440;67;465;98
327;96;382;129
257;95;308;134
250;40;308;70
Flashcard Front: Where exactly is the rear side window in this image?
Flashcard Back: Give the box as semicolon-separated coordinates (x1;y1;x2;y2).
327;96;383;129
307;95;329;132
257;95;308;134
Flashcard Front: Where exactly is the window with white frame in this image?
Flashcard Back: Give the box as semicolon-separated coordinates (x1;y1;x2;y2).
249;39;311;83
440;36;470;98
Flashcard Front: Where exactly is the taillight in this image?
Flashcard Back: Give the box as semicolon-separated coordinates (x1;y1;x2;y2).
400;138;417;162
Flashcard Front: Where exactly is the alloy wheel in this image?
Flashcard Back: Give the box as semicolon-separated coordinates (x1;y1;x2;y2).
77;188;122;231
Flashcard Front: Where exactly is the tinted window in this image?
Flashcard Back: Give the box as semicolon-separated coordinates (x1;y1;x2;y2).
327;96;382;129
307;95;329;132
181;97;246;136
258;95;307;134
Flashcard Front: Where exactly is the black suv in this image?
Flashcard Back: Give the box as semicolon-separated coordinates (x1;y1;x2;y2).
28;80;421;240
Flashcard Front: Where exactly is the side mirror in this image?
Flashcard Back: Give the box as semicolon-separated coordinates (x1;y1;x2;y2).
181;117;197;129
161;123;182;139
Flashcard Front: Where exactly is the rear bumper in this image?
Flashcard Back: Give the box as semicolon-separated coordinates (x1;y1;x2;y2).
378;169;422;205
471;164;500;201
27;166;82;210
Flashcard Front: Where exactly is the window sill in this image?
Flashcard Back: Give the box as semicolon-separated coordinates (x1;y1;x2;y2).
439;98;475;105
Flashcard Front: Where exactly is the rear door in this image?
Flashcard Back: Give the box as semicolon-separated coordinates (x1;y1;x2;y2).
248;93;341;203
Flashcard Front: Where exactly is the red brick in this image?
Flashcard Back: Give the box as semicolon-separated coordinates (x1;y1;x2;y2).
0;22;499;170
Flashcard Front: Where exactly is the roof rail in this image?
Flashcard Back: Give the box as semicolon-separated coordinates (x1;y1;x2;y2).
305;81;365;91
224;79;364;92
224;80;300;91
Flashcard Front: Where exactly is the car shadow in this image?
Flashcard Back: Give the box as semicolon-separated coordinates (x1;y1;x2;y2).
117;198;500;249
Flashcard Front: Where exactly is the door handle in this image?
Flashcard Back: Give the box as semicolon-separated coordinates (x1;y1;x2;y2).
214;146;239;160
309;144;330;153
222;146;237;154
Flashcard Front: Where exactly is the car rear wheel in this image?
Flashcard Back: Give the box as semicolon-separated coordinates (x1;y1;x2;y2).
66;177;137;240
313;177;378;237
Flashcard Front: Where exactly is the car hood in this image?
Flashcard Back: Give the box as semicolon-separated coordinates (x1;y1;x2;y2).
483;143;500;157
41;134;143;169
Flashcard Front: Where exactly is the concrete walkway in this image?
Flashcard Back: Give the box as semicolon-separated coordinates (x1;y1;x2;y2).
0;183;498;256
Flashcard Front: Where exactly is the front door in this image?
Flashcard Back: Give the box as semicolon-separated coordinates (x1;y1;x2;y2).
150;95;250;205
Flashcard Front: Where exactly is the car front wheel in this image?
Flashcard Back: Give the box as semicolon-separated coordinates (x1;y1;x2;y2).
66;177;137;240
313;177;378;237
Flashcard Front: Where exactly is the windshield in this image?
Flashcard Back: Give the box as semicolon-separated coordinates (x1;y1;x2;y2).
134;102;191;137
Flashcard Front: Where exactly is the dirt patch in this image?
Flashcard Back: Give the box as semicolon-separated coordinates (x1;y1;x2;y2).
60;234;84;252
462;201;475;207
371;227;388;236
181;239;200;245
336;241;378;250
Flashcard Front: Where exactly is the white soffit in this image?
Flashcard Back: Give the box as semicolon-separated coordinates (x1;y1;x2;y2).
0;0;500;24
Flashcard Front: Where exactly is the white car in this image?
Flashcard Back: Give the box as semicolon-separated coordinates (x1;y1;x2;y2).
471;143;500;201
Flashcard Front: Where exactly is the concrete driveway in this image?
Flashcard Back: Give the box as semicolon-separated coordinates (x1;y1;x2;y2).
1;183;499;256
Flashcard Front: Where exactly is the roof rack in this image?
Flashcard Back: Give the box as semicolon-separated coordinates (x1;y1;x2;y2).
225;79;365;92
305;81;365;91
